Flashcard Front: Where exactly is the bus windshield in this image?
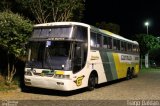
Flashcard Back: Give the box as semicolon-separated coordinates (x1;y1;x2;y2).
26;25;88;72
32;26;72;38
26;41;72;70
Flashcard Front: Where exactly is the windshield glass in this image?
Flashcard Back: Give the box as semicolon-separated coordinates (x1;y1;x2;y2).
26;25;88;73
26;41;72;70
32;26;72;38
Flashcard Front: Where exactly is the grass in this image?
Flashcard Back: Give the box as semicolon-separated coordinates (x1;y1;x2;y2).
140;67;160;75
0;75;19;91
140;67;160;71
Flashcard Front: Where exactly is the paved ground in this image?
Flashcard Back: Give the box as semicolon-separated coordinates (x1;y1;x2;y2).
0;70;160;106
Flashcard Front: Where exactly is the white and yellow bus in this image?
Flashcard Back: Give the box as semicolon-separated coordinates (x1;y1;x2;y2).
24;22;140;91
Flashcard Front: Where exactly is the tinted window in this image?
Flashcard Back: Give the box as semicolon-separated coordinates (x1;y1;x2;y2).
103;36;112;49
32;26;72;38
90;32;102;48
128;43;132;52
121;41;127;51
97;34;102;47
73;26;87;41
113;39;120;50
90;32;97;47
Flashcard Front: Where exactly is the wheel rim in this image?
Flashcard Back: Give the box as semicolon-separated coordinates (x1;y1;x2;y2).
89;74;96;89
127;73;130;79
127;69;131;80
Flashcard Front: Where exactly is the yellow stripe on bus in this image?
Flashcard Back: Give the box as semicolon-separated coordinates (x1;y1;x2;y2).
113;53;128;79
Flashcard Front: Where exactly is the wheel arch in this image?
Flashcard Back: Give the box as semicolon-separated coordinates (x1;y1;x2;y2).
90;70;98;81
88;70;99;85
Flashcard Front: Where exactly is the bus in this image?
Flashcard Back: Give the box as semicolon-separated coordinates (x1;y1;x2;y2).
24;22;140;91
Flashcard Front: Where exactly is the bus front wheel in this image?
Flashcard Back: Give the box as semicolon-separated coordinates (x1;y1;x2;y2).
87;73;97;91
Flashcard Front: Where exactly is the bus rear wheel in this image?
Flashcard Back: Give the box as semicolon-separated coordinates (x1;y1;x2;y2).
87;73;97;91
126;68;133;80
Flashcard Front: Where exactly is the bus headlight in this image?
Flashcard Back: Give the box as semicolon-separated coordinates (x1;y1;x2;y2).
54;74;70;79
25;70;33;76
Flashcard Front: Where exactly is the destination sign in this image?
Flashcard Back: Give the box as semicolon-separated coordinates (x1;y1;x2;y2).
121;55;132;61
48;37;66;40
119;54;139;63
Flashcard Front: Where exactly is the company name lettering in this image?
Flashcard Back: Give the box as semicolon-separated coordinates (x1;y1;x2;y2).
121;55;132;60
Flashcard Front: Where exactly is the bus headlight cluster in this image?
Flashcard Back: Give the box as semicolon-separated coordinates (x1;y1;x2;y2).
25;70;33;76
54;74;70;79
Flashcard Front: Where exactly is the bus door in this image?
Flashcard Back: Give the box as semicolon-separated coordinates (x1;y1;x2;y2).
73;42;86;73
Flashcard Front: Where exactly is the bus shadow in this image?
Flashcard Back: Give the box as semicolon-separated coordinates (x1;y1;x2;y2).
21;86;87;97
96;78;127;89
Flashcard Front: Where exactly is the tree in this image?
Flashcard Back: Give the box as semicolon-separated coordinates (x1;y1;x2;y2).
16;0;85;23
96;22;120;34
135;34;160;55
0;11;32;85
135;34;160;68
0;0;12;11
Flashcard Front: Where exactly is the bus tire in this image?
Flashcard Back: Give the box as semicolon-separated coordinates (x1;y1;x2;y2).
87;72;97;91
126;68;131;80
130;67;135;79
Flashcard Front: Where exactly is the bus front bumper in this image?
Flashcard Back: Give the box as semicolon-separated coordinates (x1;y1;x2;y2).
24;75;75;91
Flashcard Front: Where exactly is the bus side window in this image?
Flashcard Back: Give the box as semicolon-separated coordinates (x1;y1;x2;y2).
127;43;132;52
103;36;108;48
121;41;127;51
97;34;102;47
103;36;112;49
74;26;87;41
136;45;140;53
113;39;120;50
90;32;97;47
117;40;120;50
108;37;112;49
113;39;116;50
132;45;137;52
121;41;124;51
90;32;102;48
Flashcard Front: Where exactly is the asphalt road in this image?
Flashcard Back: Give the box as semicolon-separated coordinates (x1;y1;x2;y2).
0;70;160;106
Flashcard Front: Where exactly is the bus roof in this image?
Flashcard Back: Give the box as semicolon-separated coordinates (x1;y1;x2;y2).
34;22;90;28
34;22;138;45
90;25;138;45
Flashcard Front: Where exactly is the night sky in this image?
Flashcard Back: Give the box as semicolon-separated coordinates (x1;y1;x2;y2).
83;0;160;38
